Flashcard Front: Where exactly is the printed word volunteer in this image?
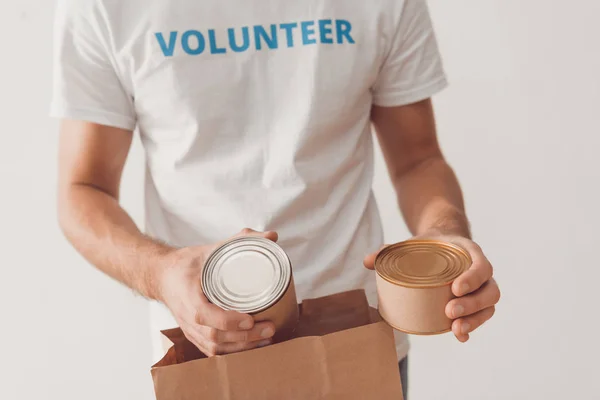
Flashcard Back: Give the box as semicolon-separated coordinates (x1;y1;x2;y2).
155;19;356;57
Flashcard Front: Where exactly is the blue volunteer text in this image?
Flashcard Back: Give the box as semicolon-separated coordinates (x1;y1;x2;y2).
155;19;356;57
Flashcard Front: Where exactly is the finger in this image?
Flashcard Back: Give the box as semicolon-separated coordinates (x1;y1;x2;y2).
446;279;500;319
196;303;255;331
203;321;276;344
214;338;273;355
203;229;280;255
185;334;206;353
180;323;214;355
451;241;493;297
452;306;496;339
363;253;377;270
452;327;469;343
235;228;278;242
363;245;389;270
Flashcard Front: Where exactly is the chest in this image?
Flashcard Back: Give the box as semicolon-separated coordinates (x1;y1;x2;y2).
109;2;393;124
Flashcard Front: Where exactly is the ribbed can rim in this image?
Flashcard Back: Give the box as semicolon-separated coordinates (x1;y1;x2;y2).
202;237;292;314
375;240;472;288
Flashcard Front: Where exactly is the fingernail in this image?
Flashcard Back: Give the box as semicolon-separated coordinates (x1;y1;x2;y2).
261;327;274;338
461;322;471;334
239;320;253;330
257;339;271;348
460;283;470;295
453;305;465;318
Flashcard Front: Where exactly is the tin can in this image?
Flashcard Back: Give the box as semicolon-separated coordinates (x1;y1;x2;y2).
202;237;299;342
375;240;472;335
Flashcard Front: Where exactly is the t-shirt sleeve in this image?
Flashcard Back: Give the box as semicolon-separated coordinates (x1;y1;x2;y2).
372;0;448;107
50;0;136;130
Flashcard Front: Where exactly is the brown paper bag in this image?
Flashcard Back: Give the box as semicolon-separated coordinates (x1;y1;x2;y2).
151;290;403;399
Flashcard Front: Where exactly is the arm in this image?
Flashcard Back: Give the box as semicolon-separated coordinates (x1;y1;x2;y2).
371;99;470;239
57;120;168;299
364;99;500;342
57;120;276;355
52;3;274;355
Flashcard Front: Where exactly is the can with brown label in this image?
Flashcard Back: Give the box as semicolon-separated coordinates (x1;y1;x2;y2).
202;236;299;342
375;240;472;335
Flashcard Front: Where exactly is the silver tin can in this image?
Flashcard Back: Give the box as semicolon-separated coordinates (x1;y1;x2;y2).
202;236;299;342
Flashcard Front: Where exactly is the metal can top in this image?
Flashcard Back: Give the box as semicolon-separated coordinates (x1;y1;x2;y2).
202;237;292;314
375;240;472;288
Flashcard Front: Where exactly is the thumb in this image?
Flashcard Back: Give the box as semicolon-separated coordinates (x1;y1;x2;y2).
235;228;279;243
199;229;280;259
363;245;388;270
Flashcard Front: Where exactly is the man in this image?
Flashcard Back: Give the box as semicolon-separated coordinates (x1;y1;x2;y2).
52;0;500;397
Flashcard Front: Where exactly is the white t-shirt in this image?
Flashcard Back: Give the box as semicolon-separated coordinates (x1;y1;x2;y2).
51;0;447;363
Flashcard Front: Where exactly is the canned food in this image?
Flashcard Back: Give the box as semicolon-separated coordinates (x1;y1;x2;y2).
202;236;299;342
375;240;472;335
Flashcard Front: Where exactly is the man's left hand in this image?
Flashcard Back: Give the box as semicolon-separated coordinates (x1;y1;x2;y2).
363;235;501;342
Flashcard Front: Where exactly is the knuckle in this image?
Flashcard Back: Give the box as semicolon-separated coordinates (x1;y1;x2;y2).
194;310;205;326
238;330;250;343
493;288;501;304
212;314;231;331
205;342;218;356
206;327;220;343
467;240;482;253
472;297;484;312
489;305;496;318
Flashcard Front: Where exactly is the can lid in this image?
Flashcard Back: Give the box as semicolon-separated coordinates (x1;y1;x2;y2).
202;237;292;314
375;240;472;288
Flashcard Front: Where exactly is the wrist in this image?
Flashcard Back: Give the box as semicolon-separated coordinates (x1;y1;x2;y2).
143;242;179;302
419;226;471;239
417;209;471;239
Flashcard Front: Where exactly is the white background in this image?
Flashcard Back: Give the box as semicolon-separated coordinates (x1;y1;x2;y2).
1;1;599;399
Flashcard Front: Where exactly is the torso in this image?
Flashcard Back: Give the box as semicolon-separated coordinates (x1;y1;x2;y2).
91;0;408;361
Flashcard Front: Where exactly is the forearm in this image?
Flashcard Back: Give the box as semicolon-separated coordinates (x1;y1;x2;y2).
393;156;471;239
58;183;173;300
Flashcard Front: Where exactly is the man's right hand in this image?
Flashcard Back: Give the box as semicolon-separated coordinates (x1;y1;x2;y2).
155;229;278;356
56;122;277;356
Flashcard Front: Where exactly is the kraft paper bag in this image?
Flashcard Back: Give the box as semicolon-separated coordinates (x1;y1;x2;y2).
151;290;404;400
